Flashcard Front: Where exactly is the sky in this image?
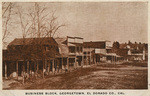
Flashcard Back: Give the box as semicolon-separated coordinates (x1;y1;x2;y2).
3;2;148;45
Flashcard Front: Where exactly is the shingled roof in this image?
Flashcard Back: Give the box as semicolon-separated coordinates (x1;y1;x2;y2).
4;37;60;61
9;37;58;46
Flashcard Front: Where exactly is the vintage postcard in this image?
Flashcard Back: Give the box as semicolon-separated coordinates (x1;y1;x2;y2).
0;0;149;96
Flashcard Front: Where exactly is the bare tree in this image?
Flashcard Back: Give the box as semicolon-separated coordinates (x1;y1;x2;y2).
10;3;65;81
15;6;33;84
28;3;65;38
2;2;14;48
27;3;65;78
44;11;65;37
3;2;65;83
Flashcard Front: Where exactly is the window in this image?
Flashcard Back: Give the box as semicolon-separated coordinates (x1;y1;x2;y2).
45;46;49;51
45;45;50;51
77;47;80;52
69;46;75;53
80;47;83;52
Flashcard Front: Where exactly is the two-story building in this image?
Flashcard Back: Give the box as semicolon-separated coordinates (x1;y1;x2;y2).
120;43;148;61
83;41;110;64
55;36;84;70
3;37;61;79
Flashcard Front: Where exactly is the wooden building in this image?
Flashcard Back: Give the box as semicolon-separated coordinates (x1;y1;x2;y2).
3;37;61;79
83;41;108;64
55;36;84;70
120;43;148;61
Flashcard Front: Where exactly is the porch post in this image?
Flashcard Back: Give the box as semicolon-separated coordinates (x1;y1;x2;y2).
29;61;31;74
27;61;29;74
47;60;50;74
75;57;77;69
67;57;69;71
57;59;59;73
86;52;88;66
94;55;96;65
57;58;61;73
4;61;7;79
52;59;55;73
43;60;45;78
75;45;77;69
90;48;91;65
16;61;18;80
55;59;57;73
22;61;25;84
35;60;37;78
113;56;114;63
62;57;64;70
81;55;84;67
114;56;115;62
37;60;39;74
45;59;47;72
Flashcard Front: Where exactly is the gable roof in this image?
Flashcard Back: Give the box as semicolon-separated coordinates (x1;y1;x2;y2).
4;37;60;61
9;37;58;46
83;41;106;49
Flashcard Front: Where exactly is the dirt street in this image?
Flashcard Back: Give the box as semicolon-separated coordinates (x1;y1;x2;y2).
4;63;148;89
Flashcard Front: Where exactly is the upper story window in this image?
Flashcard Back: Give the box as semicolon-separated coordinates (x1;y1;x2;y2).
69;46;75;53
80;47;83;52
77;46;80;52
45;46;49;51
8;45;16;52
44;45;50;51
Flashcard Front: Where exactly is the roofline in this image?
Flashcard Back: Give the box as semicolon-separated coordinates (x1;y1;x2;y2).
67;36;83;39
13;37;54;39
84;41;106;43
8;37;57;46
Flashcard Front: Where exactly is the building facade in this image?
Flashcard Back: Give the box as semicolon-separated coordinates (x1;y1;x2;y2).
55;36;84;70
3;37;61;79
3;36;148;79
120;43;148;61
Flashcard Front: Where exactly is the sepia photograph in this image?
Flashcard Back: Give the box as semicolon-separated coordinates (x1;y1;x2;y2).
2;1;148;91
